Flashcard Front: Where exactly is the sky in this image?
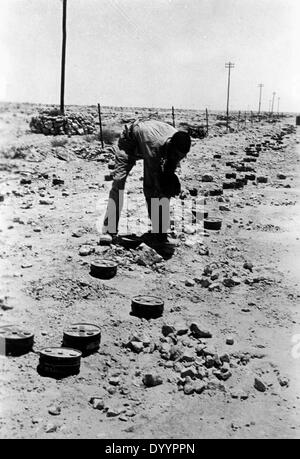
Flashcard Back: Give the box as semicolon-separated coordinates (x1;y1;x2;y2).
0;0;299;112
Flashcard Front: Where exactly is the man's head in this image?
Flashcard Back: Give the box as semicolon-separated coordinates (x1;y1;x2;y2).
167;131;191;161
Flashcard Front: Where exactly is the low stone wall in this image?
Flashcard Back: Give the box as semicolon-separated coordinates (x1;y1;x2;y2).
30;112;96;136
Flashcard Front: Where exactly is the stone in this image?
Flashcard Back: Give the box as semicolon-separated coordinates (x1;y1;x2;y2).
180;349;196;363
183;383;195;395
48;405;61;416
223;277;240;287
278;376;290;388
195;277;211;288
106;406;123;417
219;205;230;212
254;377;267;392
143;373;163;387
45;422;58;433
214;370;232;381
109;377;120;386
162;324;176;337
194;382;206;394
226;337;234;345
243;262;253;271
190;322;212;339
205;356;214;368
79;245;94;256
181;367;197;378
90;398;105;410
277;173;286;180
185;278;195;287
174;322;189;335
39;198;54;205
136;243;163;267
130;341;144;353
52;178;65;186
202;174;214;182
183;225;196;235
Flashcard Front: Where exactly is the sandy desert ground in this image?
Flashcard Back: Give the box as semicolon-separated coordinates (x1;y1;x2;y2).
0;103;300;439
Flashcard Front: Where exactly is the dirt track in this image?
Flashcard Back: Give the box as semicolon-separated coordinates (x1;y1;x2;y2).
0;104;300;439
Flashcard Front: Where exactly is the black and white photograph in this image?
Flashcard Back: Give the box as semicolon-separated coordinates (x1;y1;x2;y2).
0;0;299;441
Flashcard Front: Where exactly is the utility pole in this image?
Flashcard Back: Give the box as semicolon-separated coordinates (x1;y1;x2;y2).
277;97;280;116
172;106;175;128
97;103;104;148
258;83;264;115
271;91;276;115
205;108;209;135
60;0;67;114
225;62;235;131
268;99;271;116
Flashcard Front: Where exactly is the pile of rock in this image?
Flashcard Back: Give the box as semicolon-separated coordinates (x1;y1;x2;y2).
30;111;96;136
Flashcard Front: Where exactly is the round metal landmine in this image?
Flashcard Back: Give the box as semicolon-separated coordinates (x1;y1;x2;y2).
0;325;34;356
38;347;82;376
131;295;164;319
90;259;117;279
204;218;222;231
63;323;101;354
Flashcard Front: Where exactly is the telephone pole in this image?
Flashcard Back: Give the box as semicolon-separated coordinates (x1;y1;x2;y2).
258;83;264;115
225;62;235;131
277;97;280;115
60;0;67;114
271;91;276;115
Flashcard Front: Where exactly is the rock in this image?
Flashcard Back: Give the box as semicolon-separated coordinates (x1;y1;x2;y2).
130;341;144;353
214;370;232;381
162;324;176;337
190;322;212;339
21;262;32;269
194;277;211;288
206;380;226;392
257;176;268;184
72;229;85;238
48;405;61;416
254;377;267;392
180;349;196;363
243;262;253;271
202;174;214;182
174;322;189;335
79;245;94;256
198;246;209;256
135;243;163;267
220;353;230;363
278;376;290;387
143;373;163;387
20;178;32;185
45;422;58;433
219;205;230;212
52;178;65;186
194;382;206;394
106;406;123;417
109;377;120;386
226;337;234;345
0;194;4;202
277;173;286;180
39;198;54;205
169;345;183;361
185;278;195;287
181;366;197;378
184;225;196;235
205;356;214;368
223;277;241;287
183;383;195;395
